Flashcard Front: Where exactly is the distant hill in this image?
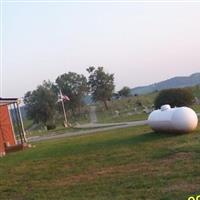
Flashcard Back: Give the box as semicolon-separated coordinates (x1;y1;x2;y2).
131;73;200;95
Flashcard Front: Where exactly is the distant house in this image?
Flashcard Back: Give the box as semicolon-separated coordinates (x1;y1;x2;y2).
0;98;27;157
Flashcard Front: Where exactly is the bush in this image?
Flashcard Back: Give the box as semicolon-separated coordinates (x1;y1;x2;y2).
154;88;194;109
46;123;56;130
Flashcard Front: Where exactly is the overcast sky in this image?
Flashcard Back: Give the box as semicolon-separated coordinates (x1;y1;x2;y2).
1;1;200;97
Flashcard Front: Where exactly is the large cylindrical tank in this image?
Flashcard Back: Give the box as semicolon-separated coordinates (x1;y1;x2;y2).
148;105;198;133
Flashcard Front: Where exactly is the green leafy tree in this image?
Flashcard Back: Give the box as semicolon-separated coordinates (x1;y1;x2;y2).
118;86;131;97
24;81;57;129
87;66;115;110
154;88;195;109
55;72;88;113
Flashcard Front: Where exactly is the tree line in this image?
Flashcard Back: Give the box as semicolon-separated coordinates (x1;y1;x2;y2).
24;67;131;129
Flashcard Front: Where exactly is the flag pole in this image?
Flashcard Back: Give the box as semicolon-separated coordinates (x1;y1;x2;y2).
59;89;68;127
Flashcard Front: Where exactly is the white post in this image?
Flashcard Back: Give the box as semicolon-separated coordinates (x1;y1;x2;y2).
16;101;27;142
59;89;68;127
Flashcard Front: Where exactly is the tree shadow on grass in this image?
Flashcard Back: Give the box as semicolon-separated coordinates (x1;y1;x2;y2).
119;131;182;146
83;131;184;152
130;131;183;144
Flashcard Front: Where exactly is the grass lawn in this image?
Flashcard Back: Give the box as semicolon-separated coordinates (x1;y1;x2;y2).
1;124;200;200
95;94;155;123
192;105;200;113
97;111;148;123
26;127;83;137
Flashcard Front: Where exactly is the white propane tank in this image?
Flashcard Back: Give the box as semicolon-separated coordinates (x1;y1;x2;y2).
148;105;198;133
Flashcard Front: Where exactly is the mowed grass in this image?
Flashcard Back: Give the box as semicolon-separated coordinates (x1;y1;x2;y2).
1;124;200;200
97;111;148;123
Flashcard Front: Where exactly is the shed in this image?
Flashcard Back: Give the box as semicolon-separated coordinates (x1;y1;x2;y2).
0;98;27;156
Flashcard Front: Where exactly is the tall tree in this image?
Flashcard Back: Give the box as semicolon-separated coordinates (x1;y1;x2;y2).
24;81;57;128
87;66;115;110
55;72;88;113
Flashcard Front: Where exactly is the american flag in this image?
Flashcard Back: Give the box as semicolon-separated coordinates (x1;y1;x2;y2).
57;95;70;103
57;90;70;103
62;95;70;101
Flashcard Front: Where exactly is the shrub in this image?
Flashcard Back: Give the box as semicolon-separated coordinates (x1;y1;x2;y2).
46;123;56;130
154;88;194;109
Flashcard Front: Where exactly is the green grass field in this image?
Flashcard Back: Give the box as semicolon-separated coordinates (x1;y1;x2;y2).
95;94;155;123
1;123;200;200
95;87;200;124
96;111;148;123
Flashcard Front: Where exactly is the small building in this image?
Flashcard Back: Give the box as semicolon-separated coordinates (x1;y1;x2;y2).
0;98;27;157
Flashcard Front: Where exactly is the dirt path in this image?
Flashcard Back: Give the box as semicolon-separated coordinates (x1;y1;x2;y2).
89;106;97;123
28;120;147;143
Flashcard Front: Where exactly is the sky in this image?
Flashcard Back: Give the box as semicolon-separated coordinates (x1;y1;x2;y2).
1;0;200;98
